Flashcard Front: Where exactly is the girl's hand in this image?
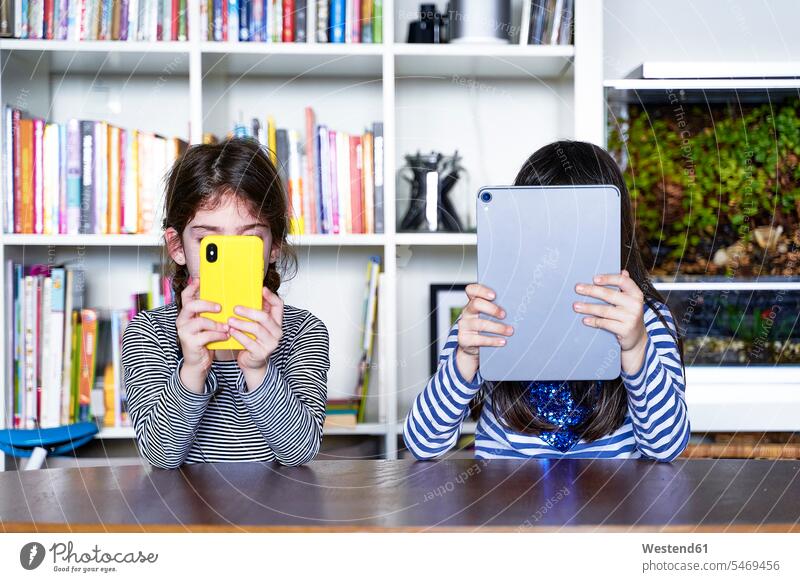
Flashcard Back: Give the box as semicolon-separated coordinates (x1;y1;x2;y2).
176;277;230;391
228;287;284;377
454;283;514;383
573;269;649;373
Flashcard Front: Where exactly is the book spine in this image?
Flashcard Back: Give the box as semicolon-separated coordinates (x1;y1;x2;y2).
44;0;53;39
330;0;344;43
79;121;95;234
57;0;69;38
78;308;98;423
295;0;305;42
3;107;12;234
120;0;130;40
303;107;317;233
273;0;282;42
101;0;113;40
328;130;339;233
237;0;250;41
372;0;381;43
287;129;304;234
93;123;107;234
349;135;363;234
372;121;384;233
58;124;67;233
33;118;44;234
360;0;371;43
338;132;351;233
362;130;374;234
66;119;82;235
42;122;57;234
282;0;293;41
123;129;139;233
48;268;65;428
11;110;21;233
23;276;37;428
39;277;53;426
317;125;329;234
108;125;120;234
350;0;359;43
315;0;327;42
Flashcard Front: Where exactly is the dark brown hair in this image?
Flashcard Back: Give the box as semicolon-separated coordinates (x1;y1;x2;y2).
161;137;297;309
472;140;685;441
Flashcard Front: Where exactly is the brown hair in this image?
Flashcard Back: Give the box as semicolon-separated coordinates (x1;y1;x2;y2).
471;140;685;441
161;137;297;309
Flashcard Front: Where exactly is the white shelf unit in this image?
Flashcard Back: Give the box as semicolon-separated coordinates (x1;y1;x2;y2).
0;0;604;471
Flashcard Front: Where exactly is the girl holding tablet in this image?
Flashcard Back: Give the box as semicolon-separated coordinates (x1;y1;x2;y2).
121;138;330;469
403;140;689;461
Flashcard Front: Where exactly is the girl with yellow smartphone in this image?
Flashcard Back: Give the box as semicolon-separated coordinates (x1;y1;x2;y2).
121;137;329;469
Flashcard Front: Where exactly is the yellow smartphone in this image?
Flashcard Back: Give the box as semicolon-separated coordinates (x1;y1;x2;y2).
199;235;265;350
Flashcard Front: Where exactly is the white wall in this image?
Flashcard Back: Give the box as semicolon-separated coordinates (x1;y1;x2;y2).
604;0;800;79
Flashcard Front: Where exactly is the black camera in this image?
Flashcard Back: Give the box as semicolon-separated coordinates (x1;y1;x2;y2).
480;191;492;203
206;242;218;263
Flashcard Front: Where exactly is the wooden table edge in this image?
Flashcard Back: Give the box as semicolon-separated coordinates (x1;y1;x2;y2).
3;522;799;533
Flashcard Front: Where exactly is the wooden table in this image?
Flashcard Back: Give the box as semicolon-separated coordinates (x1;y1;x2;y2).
1;459;799;532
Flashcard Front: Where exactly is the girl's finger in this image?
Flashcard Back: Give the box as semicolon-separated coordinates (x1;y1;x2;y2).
182;298;223;318
460;333;507;348
235;317;281;344
195;330;230;346
465;283;496;302
228;327;263;354
468;297;506;319
185;316;229;335
460;317;513;336
181;277;200;302
574;283;636;309
227;315;272;341
593;272;642;297
582;316;627;337
231;307;282;338
263;288;284;328
573;301;627;323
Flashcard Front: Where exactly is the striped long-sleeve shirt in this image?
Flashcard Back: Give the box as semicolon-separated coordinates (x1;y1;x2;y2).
403;300;690;461
121;301;329;469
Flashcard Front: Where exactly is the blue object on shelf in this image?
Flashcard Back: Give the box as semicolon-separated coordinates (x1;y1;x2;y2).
0;422;99;458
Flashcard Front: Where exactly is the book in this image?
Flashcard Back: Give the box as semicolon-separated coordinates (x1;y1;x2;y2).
12;0;191;40
9;261;169;429
3;109;185;235
354;255;380;422
219;109;382;235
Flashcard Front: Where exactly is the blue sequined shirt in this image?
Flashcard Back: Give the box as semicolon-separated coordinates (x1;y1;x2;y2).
527;381;598;452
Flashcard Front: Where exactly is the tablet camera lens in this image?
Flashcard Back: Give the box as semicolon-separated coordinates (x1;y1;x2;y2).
207;243;218;263
481;191;492;203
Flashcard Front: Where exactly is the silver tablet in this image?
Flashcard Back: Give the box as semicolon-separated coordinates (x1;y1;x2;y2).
476;185;621;382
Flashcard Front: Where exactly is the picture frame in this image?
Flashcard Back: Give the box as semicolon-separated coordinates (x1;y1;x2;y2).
429;284;469;375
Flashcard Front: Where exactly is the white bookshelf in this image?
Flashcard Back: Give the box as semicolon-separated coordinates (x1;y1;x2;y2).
19;0;800;469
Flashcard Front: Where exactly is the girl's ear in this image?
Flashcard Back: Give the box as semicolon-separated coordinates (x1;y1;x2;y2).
165;227;187;265
269;242;281;265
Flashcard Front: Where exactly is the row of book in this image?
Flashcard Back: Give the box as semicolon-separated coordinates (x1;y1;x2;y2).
520;0;574;46
2;106;187;235
6;256;382;432
0;1;384;43
324;254;380;428
5;0;189;41
220;107;384;235
201;0;383;43
6;261;172;430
